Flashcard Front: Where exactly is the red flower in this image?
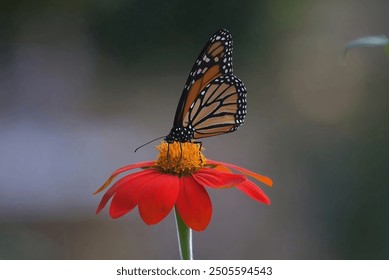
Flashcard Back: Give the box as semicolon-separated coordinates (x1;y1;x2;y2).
94;142;272;231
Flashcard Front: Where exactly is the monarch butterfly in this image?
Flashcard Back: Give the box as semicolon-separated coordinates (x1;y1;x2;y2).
165;29;247;143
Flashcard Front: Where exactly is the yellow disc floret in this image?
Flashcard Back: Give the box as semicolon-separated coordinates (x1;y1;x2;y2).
156;141;205;176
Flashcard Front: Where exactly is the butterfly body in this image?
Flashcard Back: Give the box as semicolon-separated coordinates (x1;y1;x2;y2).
165;29;247;143
165;126;195;143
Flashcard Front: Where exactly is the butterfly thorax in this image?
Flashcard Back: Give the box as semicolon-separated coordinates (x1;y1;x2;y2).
165;125;195;143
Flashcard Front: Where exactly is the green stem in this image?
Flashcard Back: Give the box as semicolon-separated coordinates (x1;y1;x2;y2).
174;207;193;260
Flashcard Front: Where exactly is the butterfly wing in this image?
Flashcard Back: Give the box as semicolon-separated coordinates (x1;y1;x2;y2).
166;29;247;142
173;29;234;127
184;75;247;139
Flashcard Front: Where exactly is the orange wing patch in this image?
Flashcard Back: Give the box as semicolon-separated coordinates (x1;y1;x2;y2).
182;64;221;120
194;125;235;138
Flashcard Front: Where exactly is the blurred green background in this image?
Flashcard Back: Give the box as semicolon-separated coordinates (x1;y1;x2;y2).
0;0;388;259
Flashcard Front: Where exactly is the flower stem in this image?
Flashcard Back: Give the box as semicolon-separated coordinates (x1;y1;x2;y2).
174;207;193;260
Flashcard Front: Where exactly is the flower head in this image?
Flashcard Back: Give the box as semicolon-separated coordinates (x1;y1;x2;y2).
94;141;272;231
156;142;205;176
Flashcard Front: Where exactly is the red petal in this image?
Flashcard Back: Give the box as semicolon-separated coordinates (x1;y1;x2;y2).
206;159;273;187
192;168;246;188
176;176;212;231
138;174;179;225
236;180;271;205
96;169;157;214
108;170;160;218
93;161;155;194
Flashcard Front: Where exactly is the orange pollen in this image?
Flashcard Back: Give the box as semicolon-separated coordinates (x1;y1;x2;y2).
156;141;205;176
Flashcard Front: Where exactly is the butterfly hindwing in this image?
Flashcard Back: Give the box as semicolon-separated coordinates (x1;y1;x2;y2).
184;75;247;139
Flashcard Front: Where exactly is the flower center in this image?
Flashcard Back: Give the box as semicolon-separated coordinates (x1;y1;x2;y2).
156;141;205;176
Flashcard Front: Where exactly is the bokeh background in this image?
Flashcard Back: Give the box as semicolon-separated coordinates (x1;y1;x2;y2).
1;0;388;259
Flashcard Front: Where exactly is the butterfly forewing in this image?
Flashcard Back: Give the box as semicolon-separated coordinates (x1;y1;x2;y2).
174;29;233;126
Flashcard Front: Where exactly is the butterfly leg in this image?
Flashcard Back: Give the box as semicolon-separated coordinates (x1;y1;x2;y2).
167;142;170;162
193;141;203;164
193;141;202;151
178;142;183;162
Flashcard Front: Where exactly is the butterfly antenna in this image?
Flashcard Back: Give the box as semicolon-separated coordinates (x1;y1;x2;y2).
134;136;165;152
